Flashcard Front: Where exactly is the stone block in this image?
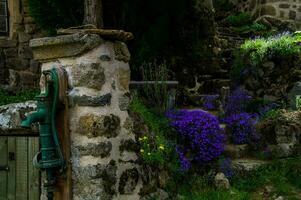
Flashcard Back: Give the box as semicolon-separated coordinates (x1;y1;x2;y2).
6;58;29;71
117;67;130;91
30;33;103;61
78;114;120;138
119;168;139;194
18;32;32;43
289;10;297;20
261;5;277;16
25;24;36;34
118;93;130;111
29;59;40;73
114;42;131;62
18;46;33;59
71;93;111;107
72;160;117;199
71;63;105;90
76;142;112;158
0;39;17;48
4;48;17;58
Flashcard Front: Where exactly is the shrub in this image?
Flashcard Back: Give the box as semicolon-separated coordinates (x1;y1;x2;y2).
231;32;301;79
167;109;225;169
0;89;39;106
129;94;174;166
140;61;170;113
226;13;253;27
225;112;258;145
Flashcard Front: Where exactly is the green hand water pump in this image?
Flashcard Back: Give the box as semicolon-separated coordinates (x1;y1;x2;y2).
21;67;67;200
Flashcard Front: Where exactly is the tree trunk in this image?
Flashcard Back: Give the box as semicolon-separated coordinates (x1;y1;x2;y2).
83;0;103;28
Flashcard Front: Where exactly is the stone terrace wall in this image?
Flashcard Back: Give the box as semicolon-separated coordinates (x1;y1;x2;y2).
30;33;142;200
236;0;301;29
0;0;41;89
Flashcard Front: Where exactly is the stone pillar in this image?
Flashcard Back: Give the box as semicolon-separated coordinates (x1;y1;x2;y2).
30;33;141;200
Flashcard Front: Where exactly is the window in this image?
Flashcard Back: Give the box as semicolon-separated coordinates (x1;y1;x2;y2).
0;0;8;36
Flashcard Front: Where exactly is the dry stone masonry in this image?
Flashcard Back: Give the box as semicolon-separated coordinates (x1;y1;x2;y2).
235;0;301;29
30;32;142;200
0;0;41;89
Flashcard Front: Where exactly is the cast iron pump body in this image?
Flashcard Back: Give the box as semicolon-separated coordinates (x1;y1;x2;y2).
21;67;66;200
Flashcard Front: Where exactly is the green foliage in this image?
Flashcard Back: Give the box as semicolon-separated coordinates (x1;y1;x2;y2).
226;13;253;27
28;0;83;35
231;33;301;79
233;23;267;35
104;0;214;77
232;157;301;197
213;0;234;12
168;157;301;199
129;94;176;167
0;89;39;106
140;61;170;113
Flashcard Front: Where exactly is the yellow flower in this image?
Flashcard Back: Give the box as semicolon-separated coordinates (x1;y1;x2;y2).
147;152;151;156
143;136;147;140
159;145;165;150
140;149;144;153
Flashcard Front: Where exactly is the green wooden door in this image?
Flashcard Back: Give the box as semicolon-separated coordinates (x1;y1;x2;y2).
0;137;40;200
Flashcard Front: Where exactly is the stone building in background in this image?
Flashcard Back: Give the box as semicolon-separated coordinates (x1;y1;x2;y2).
235;0;301;29
0;0;41;90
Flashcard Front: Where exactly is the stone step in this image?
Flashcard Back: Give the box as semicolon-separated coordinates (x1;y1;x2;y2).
224;144;249;159
232;158;269;173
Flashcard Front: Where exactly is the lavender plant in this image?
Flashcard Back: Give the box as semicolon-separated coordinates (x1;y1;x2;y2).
167;109;225;171
224;112;258;144
203;95;219;110
223;87;251;116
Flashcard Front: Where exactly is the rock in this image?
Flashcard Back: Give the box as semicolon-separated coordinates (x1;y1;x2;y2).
141;189;169;200
18;32;31;43
77;114;120;138
268;143;296;158
117;67;130;91
288;82;301;110
0;39;17;48
0;101;38;135
76;142;112;158
30;33;103;61
118;168;139;194
118;93;130;111
72;160;117;199
71;63;105;90
71;93;111;107
224;144;249;159
232;159;268;172
113;42;131;62
119;139;139;152
214;172;230;190
275;196;284;200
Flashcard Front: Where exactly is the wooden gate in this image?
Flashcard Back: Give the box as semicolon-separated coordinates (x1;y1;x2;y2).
0;136;40;200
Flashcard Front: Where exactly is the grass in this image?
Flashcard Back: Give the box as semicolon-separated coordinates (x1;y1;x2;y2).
168;157;301;200
0;89;39;106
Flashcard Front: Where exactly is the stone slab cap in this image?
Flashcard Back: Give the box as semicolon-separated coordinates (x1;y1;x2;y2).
29;33;103;61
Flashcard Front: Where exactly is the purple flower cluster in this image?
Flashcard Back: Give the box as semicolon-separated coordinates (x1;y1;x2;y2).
176;147;191;172
224;87;251;116
224;112;258;144
203;95;219;110
167;110;225;169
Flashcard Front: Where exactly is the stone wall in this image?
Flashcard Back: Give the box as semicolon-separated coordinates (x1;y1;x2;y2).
0;0;41;89
236;0;301;29
30;33;143;200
